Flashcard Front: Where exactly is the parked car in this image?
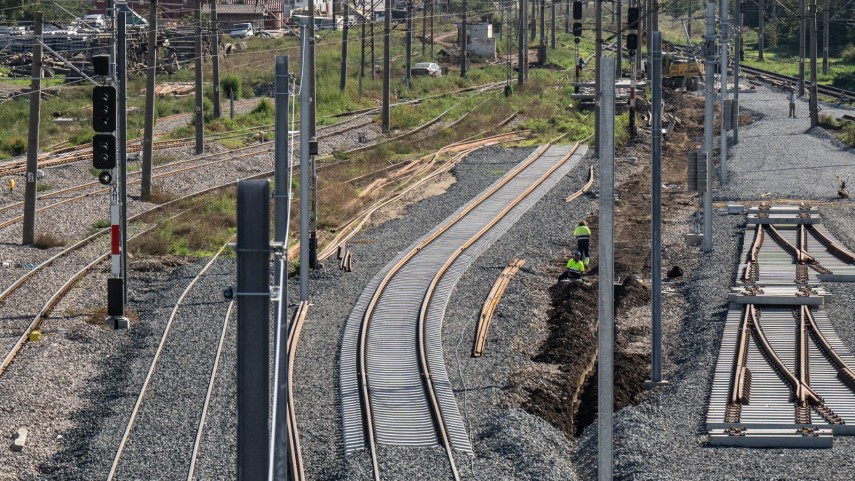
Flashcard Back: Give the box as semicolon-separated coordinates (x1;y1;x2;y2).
82;14;107;28
230;23;255;38
411;62;441;77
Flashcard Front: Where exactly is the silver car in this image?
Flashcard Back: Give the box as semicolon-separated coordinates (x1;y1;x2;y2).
411;62;441;77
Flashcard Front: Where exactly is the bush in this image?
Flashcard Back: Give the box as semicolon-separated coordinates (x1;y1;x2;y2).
3;136;26;156
221;74;243;100
250;97;274;116
203;96;215;123
842;123;855;148
842;44;855;64
32;232;65;249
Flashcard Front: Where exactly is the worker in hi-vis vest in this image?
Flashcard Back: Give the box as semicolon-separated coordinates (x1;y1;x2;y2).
573;220;591;266
563;251;586;281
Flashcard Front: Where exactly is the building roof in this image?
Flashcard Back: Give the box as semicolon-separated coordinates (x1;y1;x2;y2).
202;4;266;15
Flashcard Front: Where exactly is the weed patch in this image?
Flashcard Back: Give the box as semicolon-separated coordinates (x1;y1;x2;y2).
32;232;66;249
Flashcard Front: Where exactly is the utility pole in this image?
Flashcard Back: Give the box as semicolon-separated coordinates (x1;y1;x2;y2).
648;31;665;388
141;0;156;201
422;0;427;56
809;0;818;127
734;7;740;144
822;0;828;74
406;0;413;84
461;0;468;77
195;0;204;155
341;2;350;91
271;55;290;481
687;0;692;40
531;0;537;42
550;0;556;49
359;0;366;96
565;0;570;33
519;0;527;85
799;0;805;96
371;0;376;79
309;0;318;270
382;0;391;132
212;0;221;118
300;22;311;301
597;55;615;481
719;0;728;185
758;0;764;60
430;0;435;58
594;0;602;156
22;11;42;245
616;0;621;77
629;0;638;137
539;0;545;62
703;3;715;253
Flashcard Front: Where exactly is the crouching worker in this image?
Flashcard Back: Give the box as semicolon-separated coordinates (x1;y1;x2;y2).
559;251;586;282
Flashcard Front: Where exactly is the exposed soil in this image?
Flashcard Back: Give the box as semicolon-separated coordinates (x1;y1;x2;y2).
516;89;752;439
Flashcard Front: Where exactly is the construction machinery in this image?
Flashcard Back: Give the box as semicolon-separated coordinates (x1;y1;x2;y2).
662;52;703;90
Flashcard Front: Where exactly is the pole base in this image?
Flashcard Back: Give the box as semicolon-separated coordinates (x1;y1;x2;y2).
108;316;130;330
644;379;669;390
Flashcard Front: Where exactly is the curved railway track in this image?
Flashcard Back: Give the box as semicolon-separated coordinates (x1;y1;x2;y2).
340;142;587;480
739;64;855;103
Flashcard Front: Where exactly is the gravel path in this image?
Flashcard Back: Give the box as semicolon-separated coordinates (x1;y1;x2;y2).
572;83;855;479
718;84;855;201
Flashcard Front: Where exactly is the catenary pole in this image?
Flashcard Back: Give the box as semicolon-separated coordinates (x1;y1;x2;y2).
615;0;621;77
300;23;311;301
141;0;157;200
272;55;290;481
461;0;468;76
406;0;413;83
809;0;818;127
195;0;204;155
594;0;602;156
598;56;615;481
360;0;366;96
551;0;556;49
733;6;740;144
758;0;764;60
309;0;318;269
799;0;805;96
822;0;828;75
22;11;42;245
341;2;350;91
212;0;221;118
118;6;129;305
236;179;270;481
649;31;664;386
519;0;527;85
719;0;728;185
703;3;715;253
382;0;391;132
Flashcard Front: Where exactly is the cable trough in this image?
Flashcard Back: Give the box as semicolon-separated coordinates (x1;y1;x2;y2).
339;144;587;479
708;205;855;447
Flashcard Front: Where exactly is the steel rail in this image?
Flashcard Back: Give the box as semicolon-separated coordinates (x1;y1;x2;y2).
740;64;855;103
356;143;551;481
725;305;753;423
414;144;580;479
742;225;764;284
107;239;234;481
748;305;842;424
473;258;525;357
186;300;235;481
0;206;198;378
807;225;855;264
286;301;310;481
804;306;855;392
564;165;595;203
764;224;815;264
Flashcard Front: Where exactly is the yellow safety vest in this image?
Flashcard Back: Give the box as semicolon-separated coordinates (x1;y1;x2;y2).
573;225;591;240
566;258;585;274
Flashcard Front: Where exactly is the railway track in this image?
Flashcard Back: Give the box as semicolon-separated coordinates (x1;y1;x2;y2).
708;206;855;447
339;143;587;479
106;241;234;480
739;65;855;104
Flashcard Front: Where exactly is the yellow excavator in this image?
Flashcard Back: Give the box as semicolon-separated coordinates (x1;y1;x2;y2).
662;52;703;90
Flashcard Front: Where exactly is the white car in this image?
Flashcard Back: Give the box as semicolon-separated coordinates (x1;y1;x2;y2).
230;23;255;38
411;62;442;77
82;14;106;29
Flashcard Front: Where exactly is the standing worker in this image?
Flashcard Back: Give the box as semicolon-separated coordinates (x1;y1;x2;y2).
788;89;797;118
561;251;586;282
573;220;591;266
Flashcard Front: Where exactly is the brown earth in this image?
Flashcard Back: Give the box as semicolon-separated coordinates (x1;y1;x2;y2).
515;89;755;438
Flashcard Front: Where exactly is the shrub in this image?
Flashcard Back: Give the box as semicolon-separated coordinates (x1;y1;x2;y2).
221;74;243;100
841;44;855;64
4;136;26;156
251;97;274;116
842;123;855;148
203;96;215;123
32;232;65;249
